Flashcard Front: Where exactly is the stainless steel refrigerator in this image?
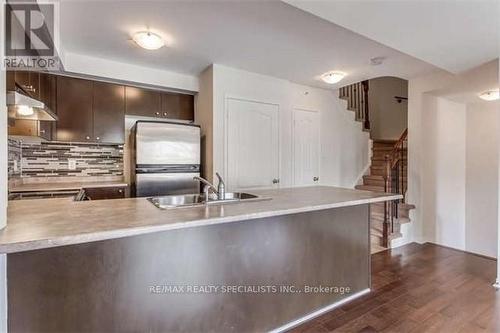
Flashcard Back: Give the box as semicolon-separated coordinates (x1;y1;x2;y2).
130;121;201;197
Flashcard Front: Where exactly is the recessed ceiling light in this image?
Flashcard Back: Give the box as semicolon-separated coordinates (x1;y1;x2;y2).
321;71;346;84
132;31;165;50
478;89;499;101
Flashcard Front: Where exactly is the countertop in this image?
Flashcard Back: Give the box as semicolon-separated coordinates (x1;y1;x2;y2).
9;181;129;193
1;186;402;254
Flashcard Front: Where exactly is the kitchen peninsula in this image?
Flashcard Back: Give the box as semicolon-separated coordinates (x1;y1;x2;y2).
2;186;400;332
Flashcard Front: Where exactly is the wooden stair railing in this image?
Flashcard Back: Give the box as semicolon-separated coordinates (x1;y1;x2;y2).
383;128;408;247
339;80;370;131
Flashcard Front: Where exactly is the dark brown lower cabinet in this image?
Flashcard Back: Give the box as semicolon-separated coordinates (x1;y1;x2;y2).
84;186;127;200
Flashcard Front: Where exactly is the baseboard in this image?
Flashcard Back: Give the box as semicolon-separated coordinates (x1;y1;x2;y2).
390;237;413;249
424;242;497;261
270;288;371;333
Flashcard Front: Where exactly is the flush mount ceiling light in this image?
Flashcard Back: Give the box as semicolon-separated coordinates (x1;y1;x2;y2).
132;31;165;50
321;71;346;84
370;56;386;66
478;89;499;101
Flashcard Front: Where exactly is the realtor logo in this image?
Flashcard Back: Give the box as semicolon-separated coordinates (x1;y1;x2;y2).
3;2;61;70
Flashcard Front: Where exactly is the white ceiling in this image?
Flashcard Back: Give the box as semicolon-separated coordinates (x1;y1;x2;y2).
284;0;499;74
58;0;436;89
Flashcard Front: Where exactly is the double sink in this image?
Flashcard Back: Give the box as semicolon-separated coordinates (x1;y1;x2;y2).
148;192;268;209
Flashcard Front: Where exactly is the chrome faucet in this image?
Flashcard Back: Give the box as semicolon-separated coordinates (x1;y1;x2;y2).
193;172;226;201
215;172;225;200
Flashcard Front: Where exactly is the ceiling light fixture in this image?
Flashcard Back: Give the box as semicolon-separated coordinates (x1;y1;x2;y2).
478;89;499;101
321;71;346;84
132;31;165;50
370;56;386;66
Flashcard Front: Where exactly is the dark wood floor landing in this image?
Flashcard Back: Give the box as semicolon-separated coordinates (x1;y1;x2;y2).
290;243;499;333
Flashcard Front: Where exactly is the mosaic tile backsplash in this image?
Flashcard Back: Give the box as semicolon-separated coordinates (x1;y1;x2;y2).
8;139;123;178
8;139;21;178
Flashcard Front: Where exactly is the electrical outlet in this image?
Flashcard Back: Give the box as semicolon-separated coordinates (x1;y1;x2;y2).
68;159;77;170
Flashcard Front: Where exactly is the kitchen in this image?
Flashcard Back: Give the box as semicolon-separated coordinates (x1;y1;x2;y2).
0;1;410;332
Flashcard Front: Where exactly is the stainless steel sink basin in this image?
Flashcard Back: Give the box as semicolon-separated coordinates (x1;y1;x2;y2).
148;192;268;209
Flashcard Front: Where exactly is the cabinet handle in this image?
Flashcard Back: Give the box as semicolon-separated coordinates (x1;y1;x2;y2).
96;137;100;140
272;178;280;184
86;136;90;140
313;177;319;182
39;129;45;134
163;112;168;117
118;189;123;193
155;112;160;117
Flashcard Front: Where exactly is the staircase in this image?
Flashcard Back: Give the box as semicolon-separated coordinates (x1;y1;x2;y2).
339;82;415;253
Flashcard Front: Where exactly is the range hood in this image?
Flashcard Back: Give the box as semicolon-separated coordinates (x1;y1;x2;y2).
7;91;58;121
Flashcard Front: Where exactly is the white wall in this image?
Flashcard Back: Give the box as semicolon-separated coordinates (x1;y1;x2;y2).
196;66;214;181
63;52;199;92
407;65;499;259
421;95;466;250
368;77;408;141
203;64;369;188
466;103;499;258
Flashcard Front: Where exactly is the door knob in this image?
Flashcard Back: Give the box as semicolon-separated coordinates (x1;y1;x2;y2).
272;178;280;184
313;177;319;182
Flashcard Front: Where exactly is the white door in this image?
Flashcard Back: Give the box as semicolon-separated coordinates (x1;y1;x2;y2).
293;109;320;186
226;98;279;191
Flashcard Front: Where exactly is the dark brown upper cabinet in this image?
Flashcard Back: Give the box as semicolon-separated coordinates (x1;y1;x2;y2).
161;92;194;121
38;73;57;141
56;76;94;142
93;81;125;144
57;76;126;144
125;86;161;118
7;71;55;140
6;71;15;91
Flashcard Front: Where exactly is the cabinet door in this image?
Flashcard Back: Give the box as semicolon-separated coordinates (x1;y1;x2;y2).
6;71;15;91
8;119;38;136
84;186;127;200
56;76;93;142
93;81;125;143
161;92;194;121
38;73;57;140
125;86;161;117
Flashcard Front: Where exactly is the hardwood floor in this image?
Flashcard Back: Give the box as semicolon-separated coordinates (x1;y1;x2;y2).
290;243;499;333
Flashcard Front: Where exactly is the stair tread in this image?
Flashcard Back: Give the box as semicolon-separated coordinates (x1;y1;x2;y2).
372;139;397;144
364;175;384;180
355;184;385;192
